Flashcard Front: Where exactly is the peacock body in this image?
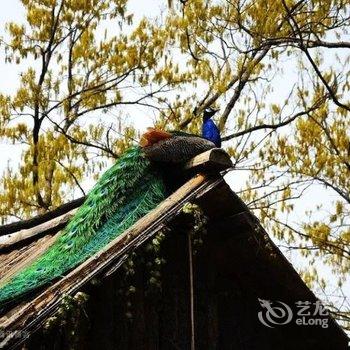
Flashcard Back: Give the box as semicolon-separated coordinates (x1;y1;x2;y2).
0;128;218;307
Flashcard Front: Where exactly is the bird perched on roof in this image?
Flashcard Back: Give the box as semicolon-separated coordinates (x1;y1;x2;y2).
0;109;221;307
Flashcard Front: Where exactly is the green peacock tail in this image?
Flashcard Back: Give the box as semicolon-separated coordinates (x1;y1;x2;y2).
0;146;167;306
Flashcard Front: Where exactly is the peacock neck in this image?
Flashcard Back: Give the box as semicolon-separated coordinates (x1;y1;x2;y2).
203;118;216;128
202;118;221;147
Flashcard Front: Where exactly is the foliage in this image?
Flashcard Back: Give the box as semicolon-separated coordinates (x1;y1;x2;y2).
182;202;207;254
118;230;167;320
43;292;89;350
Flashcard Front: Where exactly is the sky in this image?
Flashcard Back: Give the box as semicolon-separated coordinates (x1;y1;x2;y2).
0;0;348;322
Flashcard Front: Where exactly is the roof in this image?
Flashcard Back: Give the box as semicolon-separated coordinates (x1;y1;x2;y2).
0;149;348;349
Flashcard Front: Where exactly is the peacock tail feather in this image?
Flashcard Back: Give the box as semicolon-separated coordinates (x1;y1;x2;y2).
0;146;167;306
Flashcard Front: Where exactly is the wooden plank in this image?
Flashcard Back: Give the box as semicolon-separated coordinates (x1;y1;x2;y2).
0;209;77;251
0;233;59;287
0;174;218;349
0;235;55;280
0;197;84;237
184;148;232;171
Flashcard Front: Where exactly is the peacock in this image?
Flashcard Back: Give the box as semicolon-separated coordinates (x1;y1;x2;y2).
0;108;221;307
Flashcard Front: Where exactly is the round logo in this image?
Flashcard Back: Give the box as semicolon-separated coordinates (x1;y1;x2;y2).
258;298;293;328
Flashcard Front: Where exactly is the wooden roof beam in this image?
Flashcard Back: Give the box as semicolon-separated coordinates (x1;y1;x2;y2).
0;209;77;251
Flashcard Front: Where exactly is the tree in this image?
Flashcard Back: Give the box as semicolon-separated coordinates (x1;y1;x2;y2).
0;0;185;219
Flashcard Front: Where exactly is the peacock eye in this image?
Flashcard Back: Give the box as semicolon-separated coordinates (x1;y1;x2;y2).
68;228;77;236
65;242;74;250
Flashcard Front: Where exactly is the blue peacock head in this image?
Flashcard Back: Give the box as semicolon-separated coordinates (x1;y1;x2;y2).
203;107;219;121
